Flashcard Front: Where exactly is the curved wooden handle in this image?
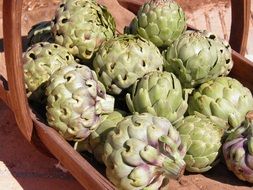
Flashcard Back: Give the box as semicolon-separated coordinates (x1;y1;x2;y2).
3;0;33;141
230;0;251;55
1;0;251;143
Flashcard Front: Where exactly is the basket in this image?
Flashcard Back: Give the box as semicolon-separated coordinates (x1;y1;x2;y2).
0;0;252;189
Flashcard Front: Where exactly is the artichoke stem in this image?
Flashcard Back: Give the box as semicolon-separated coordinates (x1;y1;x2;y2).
74;140;89;152
162;157;185;180
158;135;186;179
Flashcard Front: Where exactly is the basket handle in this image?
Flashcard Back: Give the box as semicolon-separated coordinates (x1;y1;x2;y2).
0;0;251;142
2;0;33;141
230;0;251;55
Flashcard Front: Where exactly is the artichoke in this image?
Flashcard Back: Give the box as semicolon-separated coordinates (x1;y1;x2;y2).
23;42;75;101
126;71;188;123
46;63;114;141
188;77;253;129
80;111;125;162
52;0;116;62
163;30;233;88
125;0;186;49
103;113;186;190
93;34;164;95
27;21;54;47
223;111;253;183
202;30;233;76
175;113;225;173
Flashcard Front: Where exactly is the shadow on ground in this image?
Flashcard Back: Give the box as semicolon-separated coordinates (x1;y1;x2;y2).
0;100;83;190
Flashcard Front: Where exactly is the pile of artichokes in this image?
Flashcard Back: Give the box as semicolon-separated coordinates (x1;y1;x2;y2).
23;0;253;188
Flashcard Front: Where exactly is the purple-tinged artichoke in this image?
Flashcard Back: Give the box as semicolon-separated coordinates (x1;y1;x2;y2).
103;113;186;189
46;63;114;141
223;111;253;183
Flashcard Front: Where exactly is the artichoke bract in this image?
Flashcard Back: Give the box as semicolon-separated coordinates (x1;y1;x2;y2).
46;64;115;141
52;0;116;62
188;77;253;129
175;113;225;173
103;113;186;190
202;30;233;76
81;111;125;162
24;42;75;100
93;34;164;95
27;21;54;47
163;30;233;88
223;111;253;183
125;0;186;49
126;71;188;123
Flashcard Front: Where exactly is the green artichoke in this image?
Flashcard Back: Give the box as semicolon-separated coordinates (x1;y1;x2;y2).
27;21;54;47
175;113;225;173
188;77;253;129
93;34;164;95
125;0;186;48
223;111;253;183
52;0;116;62
126;71;188;123
46;63;114;141
103;113;186;190
80;111;125;162
23;42;75;102
202;30;233;76
163;30;233;88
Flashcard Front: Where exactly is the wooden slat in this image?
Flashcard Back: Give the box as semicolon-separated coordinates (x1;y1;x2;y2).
245;3;253;56
230;50;253;91
3;0;33;140
32;115;115;190
230;0;251;55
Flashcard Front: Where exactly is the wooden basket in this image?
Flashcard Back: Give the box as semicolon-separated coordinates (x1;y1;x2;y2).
0;0;252;189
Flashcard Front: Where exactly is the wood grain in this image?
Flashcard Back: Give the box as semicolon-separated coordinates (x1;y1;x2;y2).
3;0;33;140
230;0;251;55
32;114;115;190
